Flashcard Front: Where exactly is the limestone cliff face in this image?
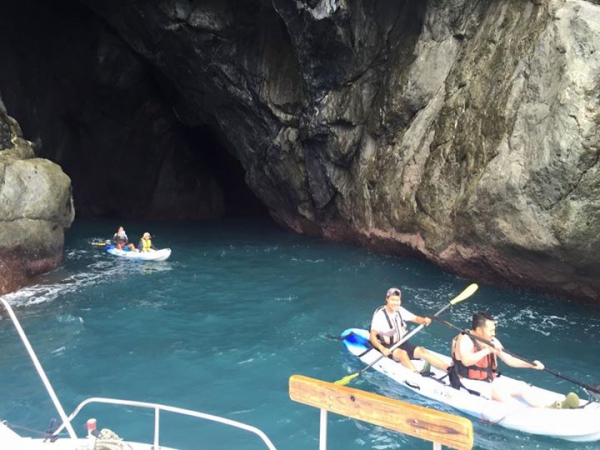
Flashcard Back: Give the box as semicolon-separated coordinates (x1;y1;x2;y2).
0;108;75;295
1;0;599;302
74;0;600;302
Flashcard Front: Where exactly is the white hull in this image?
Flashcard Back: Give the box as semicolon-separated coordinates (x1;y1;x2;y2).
107;248;171;261
342;328;600;442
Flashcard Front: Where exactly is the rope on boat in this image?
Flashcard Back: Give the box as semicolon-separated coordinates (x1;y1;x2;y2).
2;420;48;437
2;419;60;442
93;428;125;450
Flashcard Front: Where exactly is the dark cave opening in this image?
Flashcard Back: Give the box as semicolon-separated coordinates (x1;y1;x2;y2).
0;0;273;221
187;125;270;219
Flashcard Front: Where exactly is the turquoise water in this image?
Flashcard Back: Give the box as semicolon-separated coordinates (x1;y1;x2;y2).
1;219;599;450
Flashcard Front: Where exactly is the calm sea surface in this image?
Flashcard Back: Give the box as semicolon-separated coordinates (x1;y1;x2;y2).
1;219;599;450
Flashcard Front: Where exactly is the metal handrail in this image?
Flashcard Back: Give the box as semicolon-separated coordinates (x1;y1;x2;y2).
54;397;277;449
1;298;277;449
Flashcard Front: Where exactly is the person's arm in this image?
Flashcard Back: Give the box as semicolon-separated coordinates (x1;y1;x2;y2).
414;316;432;326
369;329;392;357
138;240;143;251
494;339;544;369
369;312;393;356
402;308;431;326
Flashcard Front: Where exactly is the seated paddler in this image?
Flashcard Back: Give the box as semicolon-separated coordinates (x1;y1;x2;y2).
369;287;450;374
138;232;157;252
450;311;559;407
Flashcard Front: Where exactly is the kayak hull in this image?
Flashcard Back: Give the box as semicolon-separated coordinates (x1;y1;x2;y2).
106;247;171;261
341;328;600;442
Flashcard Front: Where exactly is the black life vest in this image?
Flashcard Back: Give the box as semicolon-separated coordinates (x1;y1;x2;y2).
374;306;406;347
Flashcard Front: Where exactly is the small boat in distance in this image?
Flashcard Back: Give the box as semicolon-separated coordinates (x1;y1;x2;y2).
106;246;172;262
0;298;275;449
341;328;600;443
91;237;172;261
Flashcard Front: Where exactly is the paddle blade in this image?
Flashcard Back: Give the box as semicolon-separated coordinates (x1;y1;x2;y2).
449;283;479;306
334;372;358;386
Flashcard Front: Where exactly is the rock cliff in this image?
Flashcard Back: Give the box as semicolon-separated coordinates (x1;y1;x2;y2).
0;107;74;295
1;0;599;302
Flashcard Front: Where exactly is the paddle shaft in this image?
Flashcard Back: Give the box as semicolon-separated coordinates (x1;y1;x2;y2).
432;316;600;396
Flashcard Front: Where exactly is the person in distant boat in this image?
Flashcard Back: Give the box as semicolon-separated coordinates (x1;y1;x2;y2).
138;232;157;252
113;226;138;252
113;226;128;243
450;311;549;406
369;287;450;374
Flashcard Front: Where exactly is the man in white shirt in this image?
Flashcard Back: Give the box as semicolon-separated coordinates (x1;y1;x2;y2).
369;287;449;374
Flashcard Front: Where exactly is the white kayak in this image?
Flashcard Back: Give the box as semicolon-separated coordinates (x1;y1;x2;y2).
106;247;171;261
341;328;600;443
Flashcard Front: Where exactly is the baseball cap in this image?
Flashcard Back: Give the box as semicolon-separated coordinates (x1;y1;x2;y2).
386;287;401;297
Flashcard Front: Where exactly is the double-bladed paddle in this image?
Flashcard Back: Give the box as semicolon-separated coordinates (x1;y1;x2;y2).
334;283;479;386
432;316;600;398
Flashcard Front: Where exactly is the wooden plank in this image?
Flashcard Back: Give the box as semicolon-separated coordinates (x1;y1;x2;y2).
289;375;473;450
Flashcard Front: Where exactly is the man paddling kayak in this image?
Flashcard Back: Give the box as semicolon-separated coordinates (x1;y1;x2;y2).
450;311;573;407
369;287;449;374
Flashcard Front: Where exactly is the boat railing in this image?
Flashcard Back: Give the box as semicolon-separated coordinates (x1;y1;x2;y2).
289;374;474;450
54;397;277;449
1;298;276;449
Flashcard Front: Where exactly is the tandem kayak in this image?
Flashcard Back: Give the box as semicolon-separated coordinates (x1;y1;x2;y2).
341;328;600;442
106;246;172;261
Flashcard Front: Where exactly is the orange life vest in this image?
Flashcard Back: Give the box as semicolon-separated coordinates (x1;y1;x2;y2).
451;334;497;381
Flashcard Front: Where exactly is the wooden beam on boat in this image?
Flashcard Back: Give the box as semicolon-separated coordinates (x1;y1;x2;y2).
289;375;473;450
